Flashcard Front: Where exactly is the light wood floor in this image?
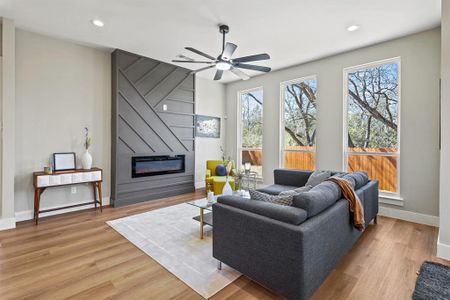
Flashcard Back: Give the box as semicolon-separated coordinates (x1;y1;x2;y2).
0;190;448;300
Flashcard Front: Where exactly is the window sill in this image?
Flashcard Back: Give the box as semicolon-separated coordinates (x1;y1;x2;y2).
379;194;404;207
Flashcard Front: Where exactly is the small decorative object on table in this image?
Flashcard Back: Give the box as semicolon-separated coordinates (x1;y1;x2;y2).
234;170;244;191
221;161;233;196
207;182;215;202
43;166;53;175
81;127;93;169
244;162;251;174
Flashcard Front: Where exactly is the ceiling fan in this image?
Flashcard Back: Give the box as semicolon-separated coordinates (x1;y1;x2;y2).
172;24;271;81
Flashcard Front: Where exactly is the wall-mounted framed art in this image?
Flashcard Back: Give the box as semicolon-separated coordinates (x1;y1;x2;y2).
195;115;221;138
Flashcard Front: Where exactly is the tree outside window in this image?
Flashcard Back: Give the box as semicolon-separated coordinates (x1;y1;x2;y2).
282;77;317;170
345;59;400;193
240;88;263;177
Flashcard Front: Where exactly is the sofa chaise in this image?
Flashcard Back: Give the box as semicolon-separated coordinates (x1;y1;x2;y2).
212;169;379;300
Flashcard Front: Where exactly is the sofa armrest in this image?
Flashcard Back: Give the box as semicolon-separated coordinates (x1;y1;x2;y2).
206;169;211;178
217;195;307;225
274;169;312;187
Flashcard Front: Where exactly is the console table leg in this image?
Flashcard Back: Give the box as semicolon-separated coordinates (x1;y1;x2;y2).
34;188;39;225
97;182;103;212
34;188;43;225
92;182;97;208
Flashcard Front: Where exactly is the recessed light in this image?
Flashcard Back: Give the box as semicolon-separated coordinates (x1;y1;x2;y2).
91;19;104;27
347;25;359;32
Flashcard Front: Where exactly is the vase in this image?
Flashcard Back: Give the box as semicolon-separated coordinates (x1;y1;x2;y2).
222;177;233;196
81;149;93;169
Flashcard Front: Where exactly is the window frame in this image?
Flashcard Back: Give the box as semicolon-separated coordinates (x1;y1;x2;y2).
279;75;318;170
342;57;402;198
237;86;264;180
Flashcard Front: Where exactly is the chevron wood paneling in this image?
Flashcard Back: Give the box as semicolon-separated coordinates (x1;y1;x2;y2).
111;49;195;207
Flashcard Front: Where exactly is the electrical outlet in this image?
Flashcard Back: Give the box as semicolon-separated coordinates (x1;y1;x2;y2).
71;187;77;194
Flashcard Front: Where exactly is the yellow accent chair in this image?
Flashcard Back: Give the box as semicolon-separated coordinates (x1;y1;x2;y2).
205;160;236;195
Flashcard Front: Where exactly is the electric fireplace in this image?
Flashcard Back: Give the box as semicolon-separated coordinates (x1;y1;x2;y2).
132;155;185;178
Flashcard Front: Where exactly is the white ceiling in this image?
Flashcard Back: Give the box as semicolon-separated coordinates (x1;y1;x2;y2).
0;0;441;83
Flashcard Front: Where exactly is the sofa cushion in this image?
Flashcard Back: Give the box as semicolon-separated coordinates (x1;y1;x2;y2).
273;169;312;187
292;181;342;217
305;170;332;187
342;172;368;189
279;185;313;196
249;190;294;206
217;195;308;225
257;184;299;195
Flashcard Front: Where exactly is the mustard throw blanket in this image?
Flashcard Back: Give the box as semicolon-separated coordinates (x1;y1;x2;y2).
328;177;365;231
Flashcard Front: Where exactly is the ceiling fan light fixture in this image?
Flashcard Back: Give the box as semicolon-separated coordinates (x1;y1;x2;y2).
216;61;231;71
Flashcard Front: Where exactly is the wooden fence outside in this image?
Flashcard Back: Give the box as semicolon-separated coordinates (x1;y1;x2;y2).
242;146;397;192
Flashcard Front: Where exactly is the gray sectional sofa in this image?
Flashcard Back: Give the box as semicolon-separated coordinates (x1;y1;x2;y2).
212;169;379;300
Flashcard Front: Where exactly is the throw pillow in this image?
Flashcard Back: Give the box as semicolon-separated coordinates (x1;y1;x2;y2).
215;164;227;176
305;170;331;187
226;161;233;175
249;190;294;206
279;185;312;196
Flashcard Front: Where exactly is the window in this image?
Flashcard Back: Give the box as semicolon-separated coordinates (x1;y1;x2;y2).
280;76;317;170
344;58;400;195
238;88;263;178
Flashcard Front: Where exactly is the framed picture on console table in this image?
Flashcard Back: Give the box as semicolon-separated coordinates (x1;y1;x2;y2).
53;152;76;171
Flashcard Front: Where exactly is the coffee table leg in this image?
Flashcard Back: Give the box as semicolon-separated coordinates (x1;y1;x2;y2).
200;208;204;239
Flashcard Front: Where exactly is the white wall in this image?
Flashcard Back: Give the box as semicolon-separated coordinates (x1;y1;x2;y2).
226;28;441;218
438;1;450;260
14;29;111;218
0;18;16;230
194;77;226;188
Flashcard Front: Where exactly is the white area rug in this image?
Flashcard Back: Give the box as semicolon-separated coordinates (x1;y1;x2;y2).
107;203;241;299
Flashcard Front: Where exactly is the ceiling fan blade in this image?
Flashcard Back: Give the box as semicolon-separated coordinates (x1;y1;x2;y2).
190;65;216;74
232;53;270;63
213;70;224;81
221;42;237;61
172;60;215;64
176;54;195;61
230;67;250;80
185;47;216;61
235;63;271;73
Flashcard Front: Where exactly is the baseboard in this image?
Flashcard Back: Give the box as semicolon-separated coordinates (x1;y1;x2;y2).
437;234;450;261
15;197;111;222
0;217;16;231
378;206;439;227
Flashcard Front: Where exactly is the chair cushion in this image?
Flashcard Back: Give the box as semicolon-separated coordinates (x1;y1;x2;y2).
305;170;332;187
215;165;227;176
210;176;235;183
257;184;299;195
249;190;294;206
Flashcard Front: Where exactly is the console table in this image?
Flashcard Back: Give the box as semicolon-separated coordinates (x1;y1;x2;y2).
33;168;103;224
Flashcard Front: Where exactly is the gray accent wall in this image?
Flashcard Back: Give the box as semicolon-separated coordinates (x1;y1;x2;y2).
111;50;195;207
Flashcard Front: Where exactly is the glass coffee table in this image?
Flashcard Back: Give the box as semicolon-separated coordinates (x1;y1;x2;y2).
187;198;216;239
187;191;250;239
